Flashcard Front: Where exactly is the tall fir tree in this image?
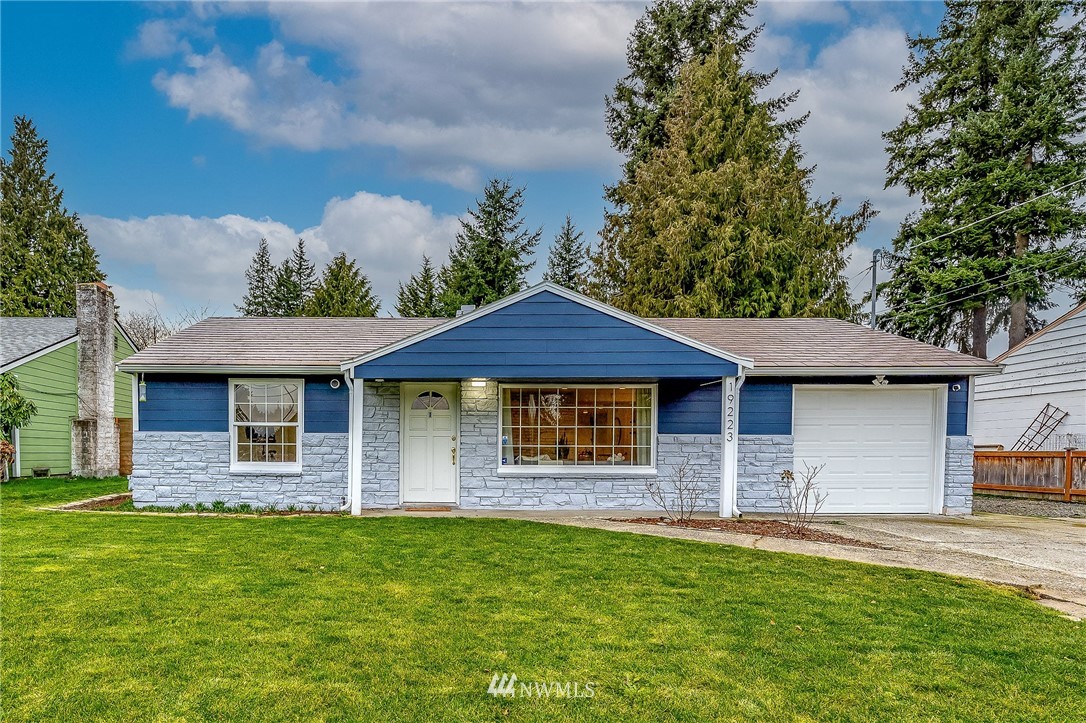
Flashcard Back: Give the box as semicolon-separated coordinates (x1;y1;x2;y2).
396;255;446;317
270;238;318;317
881;0;1086;357
605;0;758;191
304;253;380;317
591;0;767;301
542;216;587;292
1;115;104;316
593;41;870;318
439;178;541;313
236;238;276;316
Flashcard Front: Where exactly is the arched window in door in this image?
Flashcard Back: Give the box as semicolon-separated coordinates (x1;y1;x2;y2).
411;391;450;410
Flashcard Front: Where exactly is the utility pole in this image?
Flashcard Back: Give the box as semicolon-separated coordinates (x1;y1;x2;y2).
869;248;881;329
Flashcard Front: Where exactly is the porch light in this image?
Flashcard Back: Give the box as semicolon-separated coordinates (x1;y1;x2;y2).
138;375;147;402
471;378;488;387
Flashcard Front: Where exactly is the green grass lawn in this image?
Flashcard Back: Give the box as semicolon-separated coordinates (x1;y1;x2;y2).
3;478;1084;722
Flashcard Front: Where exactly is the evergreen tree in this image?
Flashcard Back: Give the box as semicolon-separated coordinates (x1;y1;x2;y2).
881;0;1086;357
270;238;317;316
594;41;870;318
605;0;758;190
236;238;276;316
439;178;541;313
1;115;104;316
396;255;446;317
542;216;587;292
304;253;380;317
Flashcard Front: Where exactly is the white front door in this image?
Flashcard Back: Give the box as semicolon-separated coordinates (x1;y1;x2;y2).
401;383;459;504
792;387;941;514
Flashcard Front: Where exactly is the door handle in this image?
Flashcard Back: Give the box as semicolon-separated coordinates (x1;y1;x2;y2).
451;447;456;465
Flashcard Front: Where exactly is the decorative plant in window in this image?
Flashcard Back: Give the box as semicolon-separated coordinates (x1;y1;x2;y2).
775;463;828;533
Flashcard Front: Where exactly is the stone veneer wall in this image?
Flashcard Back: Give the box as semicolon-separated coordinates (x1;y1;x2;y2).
736;435;794;513
359;381;401;507
458;381;720;509
943;436;974;514
130;432;348;509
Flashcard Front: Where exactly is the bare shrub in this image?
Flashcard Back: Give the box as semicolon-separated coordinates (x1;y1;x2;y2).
775;463;828;533
646;460;709;522
119;301;213;350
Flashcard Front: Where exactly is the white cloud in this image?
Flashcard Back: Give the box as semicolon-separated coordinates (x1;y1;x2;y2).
85;192;460;317
144;3;635;182
760;1;851;25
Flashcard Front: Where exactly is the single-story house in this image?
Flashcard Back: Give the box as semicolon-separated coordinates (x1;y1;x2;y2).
973;300;1086;450
119;284;1000;516
2;283;136;478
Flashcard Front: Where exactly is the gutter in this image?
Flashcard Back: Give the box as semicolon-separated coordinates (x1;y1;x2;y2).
341;371;355;513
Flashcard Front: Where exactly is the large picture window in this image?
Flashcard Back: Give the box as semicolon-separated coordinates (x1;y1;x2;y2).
230;380;302;471
500;385;654;469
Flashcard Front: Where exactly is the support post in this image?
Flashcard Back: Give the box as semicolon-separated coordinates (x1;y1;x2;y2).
1065;448;1074;503
350;374;365;515
869;248;881;329
720;376;740;518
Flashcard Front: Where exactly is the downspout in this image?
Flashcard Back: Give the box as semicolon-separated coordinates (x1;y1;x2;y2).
341;371;355;513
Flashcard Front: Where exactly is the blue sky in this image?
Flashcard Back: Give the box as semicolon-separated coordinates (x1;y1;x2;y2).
3;1;951;323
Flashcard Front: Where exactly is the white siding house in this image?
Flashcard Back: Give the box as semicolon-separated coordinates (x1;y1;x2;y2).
973;301;1086;449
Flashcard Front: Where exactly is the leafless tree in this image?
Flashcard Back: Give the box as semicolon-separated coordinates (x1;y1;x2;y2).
646;460;708;522
118;299;213;350
775;463;828;533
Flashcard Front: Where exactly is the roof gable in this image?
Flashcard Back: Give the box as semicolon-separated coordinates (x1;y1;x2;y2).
994;300;1086;363
347;284;748;379
0;318;77;370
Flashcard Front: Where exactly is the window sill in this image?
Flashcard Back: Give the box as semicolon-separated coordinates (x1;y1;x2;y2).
229;465;303;476
497;466;657;478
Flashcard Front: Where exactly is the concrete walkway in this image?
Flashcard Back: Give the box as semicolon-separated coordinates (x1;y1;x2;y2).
377;508;1086;618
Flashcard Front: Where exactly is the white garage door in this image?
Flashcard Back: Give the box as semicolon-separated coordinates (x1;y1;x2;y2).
793;387;941;514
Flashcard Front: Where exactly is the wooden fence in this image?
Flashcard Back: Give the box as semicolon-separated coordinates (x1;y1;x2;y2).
116;418;133;476
973;449;1086;502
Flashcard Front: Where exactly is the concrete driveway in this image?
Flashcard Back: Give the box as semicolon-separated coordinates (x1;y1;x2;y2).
521;510;1086;618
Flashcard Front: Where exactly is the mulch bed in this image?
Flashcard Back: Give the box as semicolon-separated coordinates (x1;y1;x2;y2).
617;516;883;549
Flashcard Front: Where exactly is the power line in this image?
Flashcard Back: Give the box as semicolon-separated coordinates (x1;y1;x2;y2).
902;176;1086;255
881;257;1082;320
881;249;1083;309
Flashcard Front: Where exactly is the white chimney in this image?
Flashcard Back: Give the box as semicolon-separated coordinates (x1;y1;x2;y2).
71;281;119;477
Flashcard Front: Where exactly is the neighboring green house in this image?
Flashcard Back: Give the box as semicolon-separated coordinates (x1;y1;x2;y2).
1;315;136;477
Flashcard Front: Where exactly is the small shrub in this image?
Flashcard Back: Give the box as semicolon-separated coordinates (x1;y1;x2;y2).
194;502;208;513
177;503;194;513
211;500;227;513
235;503;252;514
286;504;299;513
645;460;708;523
775;463;828;533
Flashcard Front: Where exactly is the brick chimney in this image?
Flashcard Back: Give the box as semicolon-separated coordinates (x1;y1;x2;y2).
71;281;118;477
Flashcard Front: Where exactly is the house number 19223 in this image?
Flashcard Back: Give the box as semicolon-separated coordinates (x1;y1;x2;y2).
725;384;736;443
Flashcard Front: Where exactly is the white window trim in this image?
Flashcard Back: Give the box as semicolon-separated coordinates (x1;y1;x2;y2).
496;383;658;476
229;378;304;474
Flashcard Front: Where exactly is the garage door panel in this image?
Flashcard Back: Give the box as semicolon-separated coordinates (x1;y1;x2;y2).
793;388;938;514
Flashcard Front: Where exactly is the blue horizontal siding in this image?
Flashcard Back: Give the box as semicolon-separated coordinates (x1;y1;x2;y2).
139;375;349;434
947;378;968;436
737;376;969;437
739;381;793;435
355;291;738;379
140;376;228;432
304;377;349;433
658;381;721;435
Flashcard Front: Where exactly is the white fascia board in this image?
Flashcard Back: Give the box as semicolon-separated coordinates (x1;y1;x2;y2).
113;320;139;354
0;335;78;374
338;282;754;371
745;365;1003;377
116;364;341;375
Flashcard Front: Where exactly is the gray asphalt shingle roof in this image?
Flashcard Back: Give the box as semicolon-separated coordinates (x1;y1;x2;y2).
119;314;997;373
0;317;77;368
651;317;997;371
